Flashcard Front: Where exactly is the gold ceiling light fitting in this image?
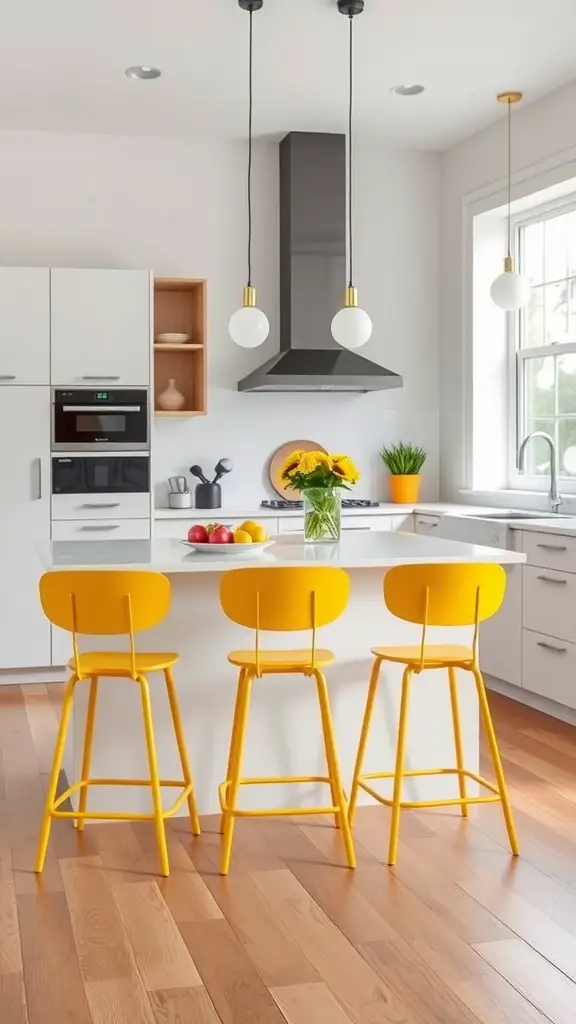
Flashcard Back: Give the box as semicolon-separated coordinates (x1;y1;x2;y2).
490;90;531;311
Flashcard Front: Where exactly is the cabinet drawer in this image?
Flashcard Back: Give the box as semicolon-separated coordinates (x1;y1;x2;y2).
523;564;576;643
522;629;576;710
414;514;442;534
277;515;392;534
521;530;576;572
154;518;248;540
51;519;150;541
52;493;150;521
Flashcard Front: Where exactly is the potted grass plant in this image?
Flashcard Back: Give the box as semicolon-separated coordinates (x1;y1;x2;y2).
379;442;426;503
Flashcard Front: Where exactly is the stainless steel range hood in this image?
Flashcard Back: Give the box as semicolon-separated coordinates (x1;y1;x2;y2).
238;131;402;393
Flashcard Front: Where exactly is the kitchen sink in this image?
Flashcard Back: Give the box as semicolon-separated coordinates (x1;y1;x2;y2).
463;511;573;520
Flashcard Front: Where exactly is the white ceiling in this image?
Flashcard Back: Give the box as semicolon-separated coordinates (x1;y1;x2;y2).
1;0;576;149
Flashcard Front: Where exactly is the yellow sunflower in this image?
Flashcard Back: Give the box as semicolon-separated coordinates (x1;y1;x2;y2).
298;451;322;475
281;450;305;478
331;455;360;483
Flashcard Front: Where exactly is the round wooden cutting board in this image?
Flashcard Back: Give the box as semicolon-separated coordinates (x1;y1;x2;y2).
269;440;328;498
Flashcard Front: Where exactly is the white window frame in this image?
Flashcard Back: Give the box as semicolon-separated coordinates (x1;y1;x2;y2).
508;193;576;493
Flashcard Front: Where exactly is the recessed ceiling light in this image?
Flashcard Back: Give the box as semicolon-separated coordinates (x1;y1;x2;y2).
125;65;162;80
391;84;425;97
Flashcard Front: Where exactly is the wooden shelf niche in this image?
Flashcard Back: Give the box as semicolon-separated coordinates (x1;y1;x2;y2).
154;278;206;416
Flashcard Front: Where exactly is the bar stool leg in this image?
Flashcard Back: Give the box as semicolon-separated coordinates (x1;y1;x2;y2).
36;674;78;873
138;673;170;877
388;666;412;867
448;667;468;818
314;669;356;869
317;679;341;828
221;669;253;875
76;675;99;831
472;667;519;856
349;657;383;827
164;667;201;836
220;668;247;834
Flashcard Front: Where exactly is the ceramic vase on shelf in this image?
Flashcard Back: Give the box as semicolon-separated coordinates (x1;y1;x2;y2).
158;378;185;412
303;487;341;543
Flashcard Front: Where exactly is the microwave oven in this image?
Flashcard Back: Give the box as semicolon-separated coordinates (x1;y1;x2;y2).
52;388;149;452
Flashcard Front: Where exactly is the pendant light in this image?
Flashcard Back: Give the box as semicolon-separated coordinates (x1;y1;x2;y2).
331;0;373;350
490;91;531;311
229;0;270;348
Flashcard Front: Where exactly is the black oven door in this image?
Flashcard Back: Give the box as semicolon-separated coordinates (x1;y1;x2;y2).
52;456;150;494
52;389;149;451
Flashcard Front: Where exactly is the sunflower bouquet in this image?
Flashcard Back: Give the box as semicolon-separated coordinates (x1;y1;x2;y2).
280;450;360;542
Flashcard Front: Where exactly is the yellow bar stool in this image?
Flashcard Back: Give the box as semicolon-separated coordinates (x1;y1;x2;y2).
36;570;200;877
349;563;519;866
218;565;356;875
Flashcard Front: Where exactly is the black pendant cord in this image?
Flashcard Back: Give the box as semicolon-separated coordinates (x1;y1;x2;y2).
247;8;253;288
348;13;354;289
507;97;512;260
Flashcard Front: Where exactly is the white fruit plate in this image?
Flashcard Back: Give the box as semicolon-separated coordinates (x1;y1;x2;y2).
180;540;274;556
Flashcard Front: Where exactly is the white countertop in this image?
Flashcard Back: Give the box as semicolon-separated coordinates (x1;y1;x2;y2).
41;532;525;574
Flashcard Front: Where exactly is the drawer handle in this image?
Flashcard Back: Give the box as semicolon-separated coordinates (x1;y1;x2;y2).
0;374;16;380
79;524;121;531
417;520;438;527
536;543;568;551
536;640;567;654
536;575;568;585
80;502;122;509
80;375;121;381
342;526;371;531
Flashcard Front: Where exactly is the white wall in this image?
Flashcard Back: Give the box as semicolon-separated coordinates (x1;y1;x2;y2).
0;130;440;504
440;80;576;500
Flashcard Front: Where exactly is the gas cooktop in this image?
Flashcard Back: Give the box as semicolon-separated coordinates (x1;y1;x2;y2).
261;499;381;510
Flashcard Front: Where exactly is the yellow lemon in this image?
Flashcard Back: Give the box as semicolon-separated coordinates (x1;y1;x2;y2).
234;529;253;544
240;520;259;535
250;525;268;543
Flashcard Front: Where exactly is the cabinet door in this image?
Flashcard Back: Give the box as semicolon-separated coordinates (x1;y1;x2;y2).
51;269;151;386
414;514;442;535
0;268;49;384
0;387;51;671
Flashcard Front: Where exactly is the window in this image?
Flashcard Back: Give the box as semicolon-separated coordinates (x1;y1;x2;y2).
514;201;576;487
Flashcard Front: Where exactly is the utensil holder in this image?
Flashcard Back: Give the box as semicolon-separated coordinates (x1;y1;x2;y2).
195;482;222;509
169;492;193;509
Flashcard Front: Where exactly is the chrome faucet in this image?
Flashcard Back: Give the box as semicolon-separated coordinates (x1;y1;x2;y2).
517;431;562;513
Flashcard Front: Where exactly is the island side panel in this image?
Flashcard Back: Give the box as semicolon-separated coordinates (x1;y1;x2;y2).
68;567;479;816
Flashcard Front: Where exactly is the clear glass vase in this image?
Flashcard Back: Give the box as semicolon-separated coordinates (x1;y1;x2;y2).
303;487;341;543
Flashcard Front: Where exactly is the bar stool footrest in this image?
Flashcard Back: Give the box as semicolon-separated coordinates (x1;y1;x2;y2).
51;777;192;820
219;775;340;818
357;767;501;809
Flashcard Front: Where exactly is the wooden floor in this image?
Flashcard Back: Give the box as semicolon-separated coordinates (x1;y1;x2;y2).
1;685;576;1024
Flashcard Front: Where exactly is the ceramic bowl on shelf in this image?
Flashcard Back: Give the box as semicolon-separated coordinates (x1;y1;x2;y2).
155;333;190;345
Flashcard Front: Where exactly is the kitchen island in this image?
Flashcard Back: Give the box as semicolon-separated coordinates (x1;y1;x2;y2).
41;533;525;816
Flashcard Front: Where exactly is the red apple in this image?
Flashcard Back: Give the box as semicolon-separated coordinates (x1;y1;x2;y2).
188;524;209;543
209;526;232;544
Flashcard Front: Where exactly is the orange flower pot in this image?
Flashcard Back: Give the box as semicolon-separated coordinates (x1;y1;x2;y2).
388;474;421;504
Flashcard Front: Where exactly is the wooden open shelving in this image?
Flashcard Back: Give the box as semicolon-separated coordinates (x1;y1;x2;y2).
153;278;207;417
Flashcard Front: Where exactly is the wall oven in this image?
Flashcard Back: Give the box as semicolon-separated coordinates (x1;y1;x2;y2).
52;388;149;452
52;455;150;495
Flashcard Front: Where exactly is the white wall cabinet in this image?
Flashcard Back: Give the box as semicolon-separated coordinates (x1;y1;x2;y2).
0;268;50;385
0;387;51;672
51;269;151;386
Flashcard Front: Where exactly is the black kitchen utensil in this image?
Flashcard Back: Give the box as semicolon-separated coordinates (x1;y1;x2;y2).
212;458;233;484
189;464;209;484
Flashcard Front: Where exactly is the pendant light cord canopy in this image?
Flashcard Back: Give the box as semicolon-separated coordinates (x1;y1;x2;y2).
229;0;270;347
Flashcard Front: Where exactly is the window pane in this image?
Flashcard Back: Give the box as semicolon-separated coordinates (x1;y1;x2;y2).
521;286;544;348
524;356;555;418
545;281;569;344
558;352;576;414
522;419;555;475
522;221;544;285
559;418;576;476
544;212;569;282
569;211;576;277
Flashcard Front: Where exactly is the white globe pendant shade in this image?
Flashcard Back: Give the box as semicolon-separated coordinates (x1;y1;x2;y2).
331;305;373;349
490;268;531;311
229;304;269;348
229;286;269;348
